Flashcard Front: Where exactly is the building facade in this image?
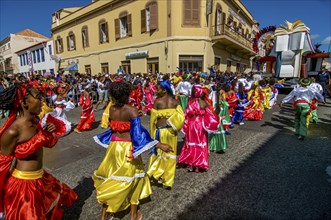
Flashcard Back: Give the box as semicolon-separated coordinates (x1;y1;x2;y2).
0;29;49;74
16;40;56;76
51;0;256;75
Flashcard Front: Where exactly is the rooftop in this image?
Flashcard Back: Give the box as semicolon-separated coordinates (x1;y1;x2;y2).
15;29;49;39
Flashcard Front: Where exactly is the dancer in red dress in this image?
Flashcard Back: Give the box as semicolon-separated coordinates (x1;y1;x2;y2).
75;84;95;133
0;84;77;220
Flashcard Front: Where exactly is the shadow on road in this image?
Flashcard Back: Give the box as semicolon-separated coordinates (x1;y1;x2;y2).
63;177;95;220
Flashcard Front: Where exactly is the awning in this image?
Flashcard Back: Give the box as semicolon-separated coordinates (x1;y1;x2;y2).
62;63;78;71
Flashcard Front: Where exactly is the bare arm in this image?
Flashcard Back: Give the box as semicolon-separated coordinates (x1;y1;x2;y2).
0;127;20;156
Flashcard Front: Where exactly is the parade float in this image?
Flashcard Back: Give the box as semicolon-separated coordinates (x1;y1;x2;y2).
252;25;277;75
254;20;330;81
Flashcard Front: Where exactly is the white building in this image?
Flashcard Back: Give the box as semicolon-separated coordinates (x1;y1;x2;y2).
0;29;49;74
16;40;56;76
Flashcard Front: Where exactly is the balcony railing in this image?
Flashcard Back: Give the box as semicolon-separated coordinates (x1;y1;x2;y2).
212;24;253;50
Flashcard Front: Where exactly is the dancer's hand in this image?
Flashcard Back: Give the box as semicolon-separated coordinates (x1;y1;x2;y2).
157;143;173;153
44;123;56;133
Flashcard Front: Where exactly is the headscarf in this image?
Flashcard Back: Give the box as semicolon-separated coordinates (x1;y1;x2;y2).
159;80;173;96
185;85;204;116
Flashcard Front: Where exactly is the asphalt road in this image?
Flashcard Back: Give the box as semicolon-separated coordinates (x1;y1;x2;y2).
2;95;331;220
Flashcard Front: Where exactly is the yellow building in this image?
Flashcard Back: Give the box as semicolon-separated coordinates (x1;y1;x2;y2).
51;0;256;75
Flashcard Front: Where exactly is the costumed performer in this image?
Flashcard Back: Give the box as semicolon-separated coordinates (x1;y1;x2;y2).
244;82;264;121
100;100;113;129
208;85;228;153
0;84;77;220
178;85;220;172
92;80;173;220
175;74;192;111
280;78;324;140
147;80;185;189
143;78;156;114
231;82;249;126
74;84;95;133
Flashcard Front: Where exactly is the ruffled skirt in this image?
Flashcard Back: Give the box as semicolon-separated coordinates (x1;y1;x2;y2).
147;128;178;187
4;169;77;220
93;138;152;213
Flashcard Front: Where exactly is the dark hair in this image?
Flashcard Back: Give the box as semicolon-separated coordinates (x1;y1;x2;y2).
109;81;131;107
238;82;244;96
0;84;34;115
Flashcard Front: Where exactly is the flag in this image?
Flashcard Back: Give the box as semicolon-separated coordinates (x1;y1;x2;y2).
27;50;33;71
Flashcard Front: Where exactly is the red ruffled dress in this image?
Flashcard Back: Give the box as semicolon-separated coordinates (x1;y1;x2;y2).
76;94;95;131
0;126;77;220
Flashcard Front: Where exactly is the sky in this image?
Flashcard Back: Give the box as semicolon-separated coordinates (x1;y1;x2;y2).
0;0;330;52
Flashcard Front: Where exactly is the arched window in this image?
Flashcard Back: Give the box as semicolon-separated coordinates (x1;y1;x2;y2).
81;26;89;48
67;31;76;51
99;19;109;44
55;35;63;53
141;1;158;33
215;4;224;35
115;11;132;40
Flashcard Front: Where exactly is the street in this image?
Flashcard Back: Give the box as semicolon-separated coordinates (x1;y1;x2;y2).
3;95;331;219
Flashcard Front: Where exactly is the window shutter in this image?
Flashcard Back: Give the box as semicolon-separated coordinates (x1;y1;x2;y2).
55;40;58;53
192;0;199;25
86;28;89;47
141;9;146;33
214;9;218;35
73;34;76;50
128;14;132;36
220;12;226;34
99;23;103;43
105;22;109;42
183;0;192;25
150;3;158;30
60;39;63;53
67;36;70;51
115;18;120;40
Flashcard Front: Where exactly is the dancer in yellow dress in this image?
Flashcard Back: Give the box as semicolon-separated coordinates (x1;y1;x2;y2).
100;100;112;129
147;80;185;189
93;80;173;220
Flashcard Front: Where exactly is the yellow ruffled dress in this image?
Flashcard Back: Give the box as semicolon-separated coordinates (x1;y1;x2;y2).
100;101;112;128
147;105;185;187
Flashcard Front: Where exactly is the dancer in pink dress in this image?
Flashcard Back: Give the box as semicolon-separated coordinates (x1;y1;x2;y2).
143;78;156;114
178;85;220;172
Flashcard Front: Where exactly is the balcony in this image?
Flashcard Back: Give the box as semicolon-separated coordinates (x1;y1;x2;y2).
211;24;254;57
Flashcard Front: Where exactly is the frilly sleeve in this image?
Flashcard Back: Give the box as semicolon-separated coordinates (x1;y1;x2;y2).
203;107;220;134
93;129;112;148
14;129;58;159
167;105;185;134
150;108;158;139
131;117;158;158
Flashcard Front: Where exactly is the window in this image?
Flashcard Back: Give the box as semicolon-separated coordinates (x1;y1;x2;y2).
147;57;159;74
141;2;158;33
24;53;27;66
36;50;40;63
67;31;76;51
227;60;232;71
48;45;52;55
179;55;203;72
121;60;131;74
99;20;109;44
50;68;54;74
183;0;200;26
8;43;10;49
55;36;63;53
82;26;89;48
33;51;36;63
85;65;91;74
41;48;45;62
115;12;132;40
101;63;109;74
214;57;221;66
19;55;23;66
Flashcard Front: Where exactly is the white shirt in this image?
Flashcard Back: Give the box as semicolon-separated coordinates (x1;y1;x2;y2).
97;82;105;93
176;81;192;96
